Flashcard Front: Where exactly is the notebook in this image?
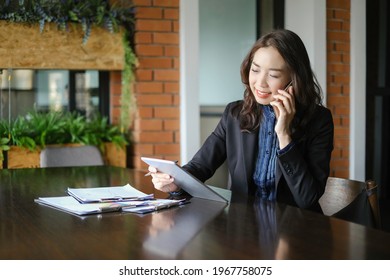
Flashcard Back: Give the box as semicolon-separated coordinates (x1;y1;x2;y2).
141;157;230;204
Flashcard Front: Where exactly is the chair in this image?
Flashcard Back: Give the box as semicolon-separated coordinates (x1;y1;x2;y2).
364;179;381;229
40;145;104;168
319;177;382;229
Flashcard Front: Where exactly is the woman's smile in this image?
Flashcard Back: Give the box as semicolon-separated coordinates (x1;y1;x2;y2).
255;89;272;99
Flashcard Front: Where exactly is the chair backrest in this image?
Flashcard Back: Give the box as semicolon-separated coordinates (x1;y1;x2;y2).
319;177;364;216
365;179;382;229
319;177;382;229
40;145;104;168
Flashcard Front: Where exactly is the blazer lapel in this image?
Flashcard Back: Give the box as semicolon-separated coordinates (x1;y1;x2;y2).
240;128;258;193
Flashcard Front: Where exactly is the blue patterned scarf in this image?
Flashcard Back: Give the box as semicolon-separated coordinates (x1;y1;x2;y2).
253;105;278;200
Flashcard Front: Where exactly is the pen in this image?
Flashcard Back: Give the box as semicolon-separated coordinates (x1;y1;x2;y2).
144;160;179;176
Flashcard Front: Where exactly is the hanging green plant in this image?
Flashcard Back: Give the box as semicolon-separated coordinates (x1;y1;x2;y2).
120;31;138;134
0;0;135;45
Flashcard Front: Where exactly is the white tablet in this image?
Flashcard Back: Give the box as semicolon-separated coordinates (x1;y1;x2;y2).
141;157;229;204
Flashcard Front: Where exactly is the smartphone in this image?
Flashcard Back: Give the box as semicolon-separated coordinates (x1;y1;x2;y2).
284;80;293;91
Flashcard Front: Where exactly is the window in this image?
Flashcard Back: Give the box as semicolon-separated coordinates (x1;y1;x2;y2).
0;69;109;121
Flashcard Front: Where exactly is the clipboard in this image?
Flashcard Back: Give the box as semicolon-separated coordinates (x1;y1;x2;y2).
141;157;230;204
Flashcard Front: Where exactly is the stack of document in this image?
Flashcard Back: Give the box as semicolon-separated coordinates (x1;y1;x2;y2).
35;184;188;216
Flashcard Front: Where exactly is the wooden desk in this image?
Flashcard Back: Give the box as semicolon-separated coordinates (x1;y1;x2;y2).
1;166;390;260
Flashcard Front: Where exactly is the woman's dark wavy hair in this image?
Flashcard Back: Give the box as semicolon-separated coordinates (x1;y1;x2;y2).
236;29;323;135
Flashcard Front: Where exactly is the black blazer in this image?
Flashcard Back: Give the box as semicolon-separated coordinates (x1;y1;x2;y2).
183;100;334;212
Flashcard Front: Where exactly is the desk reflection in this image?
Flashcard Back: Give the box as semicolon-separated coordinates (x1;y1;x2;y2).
253;199;281;258
179;195;334;259
252;198;333;259
141;199;227;259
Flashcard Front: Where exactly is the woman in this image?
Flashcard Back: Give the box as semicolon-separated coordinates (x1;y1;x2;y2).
148;29;334;212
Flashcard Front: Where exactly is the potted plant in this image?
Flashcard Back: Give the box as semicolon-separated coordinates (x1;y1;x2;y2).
0;110;130;169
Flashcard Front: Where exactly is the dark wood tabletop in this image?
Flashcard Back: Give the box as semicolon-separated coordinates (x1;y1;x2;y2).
1;166;390;260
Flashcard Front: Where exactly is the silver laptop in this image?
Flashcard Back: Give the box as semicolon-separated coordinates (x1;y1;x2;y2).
141;157;230;204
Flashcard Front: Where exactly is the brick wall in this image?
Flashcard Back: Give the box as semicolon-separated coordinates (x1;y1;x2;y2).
111;0;180;169
326;0;350;178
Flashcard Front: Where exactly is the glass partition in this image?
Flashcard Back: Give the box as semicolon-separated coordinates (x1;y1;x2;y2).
0;69;108;121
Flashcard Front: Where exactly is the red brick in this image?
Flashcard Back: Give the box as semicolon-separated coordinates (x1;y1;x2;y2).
153;32;179;44
154;69;179;81
328;31;349;42
138;57;173;69
135;7;163;19
153;0;179;8
328;95;349;106
172;94;180;105
327;85;343;95
164;8;179;19
164;119;180;130
331;169;349;178
137;93;173;105
173;131;180;143
340;147;349;158
327;20;343;31
133;143;154;155
164;82;179;93
136;119;163;131
173;21;179;33
110;71;122;83
333;137;349;148
333;75;350;84
342;53;350;63
331;148;343;159
154;107;179;118
333;106;350;116
135;32;153;44
138;131;174;143
136;44;164;56
135;69;153;81
328;63;350;73
173;57;180;68
340;117;349;126
327;0;350;10
164;45;179;56
132;0;152;6
136;82;163;93
136;19;173;32
334;127;350;137
334;9;350;21
110;82;122;95
331;158;350;168
111;94;121;106
137;107;154;118
155;143;180;155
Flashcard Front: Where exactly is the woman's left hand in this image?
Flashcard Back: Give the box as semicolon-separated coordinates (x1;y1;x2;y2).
270;85;296;149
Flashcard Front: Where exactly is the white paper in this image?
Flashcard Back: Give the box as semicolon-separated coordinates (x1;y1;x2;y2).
67;183;154;203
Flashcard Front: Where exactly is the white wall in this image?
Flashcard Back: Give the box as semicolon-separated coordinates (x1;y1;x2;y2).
350;0;366;180
199;0;256;106
285;0;327;102
180;0;256;163
180;0;200;163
